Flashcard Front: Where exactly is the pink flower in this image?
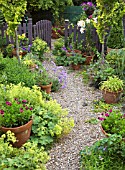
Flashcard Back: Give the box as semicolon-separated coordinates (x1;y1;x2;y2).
17;102;20;104
20;108;24;113
14;98;18;101
22;100;27;103
6;101;12;106
0;110;4;115
25;106;29;110
105;113;109;117
98;117;105;121
29;107;33;110
89;15;93;19
109;109;112;113
23;104;26;107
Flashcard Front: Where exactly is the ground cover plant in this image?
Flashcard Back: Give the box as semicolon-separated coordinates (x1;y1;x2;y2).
80;134;125;170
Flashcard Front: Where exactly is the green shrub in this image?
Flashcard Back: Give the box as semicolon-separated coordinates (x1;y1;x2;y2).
107;20;125;49
0;57;36;87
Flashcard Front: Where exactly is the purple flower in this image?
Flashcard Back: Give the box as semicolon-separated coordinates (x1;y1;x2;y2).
61;46;67;51
81;2;86;6
109;109;112;113
87;2;93;7
27;44;32;52
22;100;27;103
6;101;12;106
0;110;4;115
83;7;87;11
98;117;105;121
105;113;109;117
17;101;20;104
22;46;27;51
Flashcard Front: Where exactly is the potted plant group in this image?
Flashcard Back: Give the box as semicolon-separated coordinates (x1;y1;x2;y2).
98;109;125;138
0;98;34;147
100;76;124;104
36;68;52;94
68;52;86;70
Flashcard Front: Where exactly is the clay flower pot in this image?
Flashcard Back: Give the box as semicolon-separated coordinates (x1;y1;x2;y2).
84;55;93;65
71;64;81;70
1;119;33;148
102;90;122;104
40;82;52;94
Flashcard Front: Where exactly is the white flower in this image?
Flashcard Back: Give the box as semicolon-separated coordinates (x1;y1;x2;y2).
77;20;85;28
80;27;85;34
86;18;90;24
65;19;69;22
93;17;97;23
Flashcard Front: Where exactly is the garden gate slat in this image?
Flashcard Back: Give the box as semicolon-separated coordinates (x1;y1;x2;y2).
0;18;51;48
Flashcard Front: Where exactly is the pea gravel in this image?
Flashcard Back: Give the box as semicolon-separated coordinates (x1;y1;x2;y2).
43;41;105;170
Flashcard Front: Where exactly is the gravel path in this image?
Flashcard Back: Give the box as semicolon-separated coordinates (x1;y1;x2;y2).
44;40;105;170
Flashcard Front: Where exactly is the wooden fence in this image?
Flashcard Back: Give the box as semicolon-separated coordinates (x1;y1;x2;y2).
64;17;125;52
64;20;102;52
0;18;52;48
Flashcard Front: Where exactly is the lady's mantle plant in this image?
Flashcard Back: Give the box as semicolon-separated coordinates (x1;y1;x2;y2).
0;98;34;128
31;37;49;60
98;109;125;137
0;131;49;169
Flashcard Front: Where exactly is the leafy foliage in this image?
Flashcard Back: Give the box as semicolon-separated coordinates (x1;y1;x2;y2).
80;134;125;170
0;131;49;169
0;0;27;35
100;76;124;92
0;57;36;87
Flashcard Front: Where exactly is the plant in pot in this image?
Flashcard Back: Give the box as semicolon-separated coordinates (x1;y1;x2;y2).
100;76;124;104
81;1;96;17
98;109;125;138
68;52;86;70
36;68;52;94
31;37;49;61
0;98;34;147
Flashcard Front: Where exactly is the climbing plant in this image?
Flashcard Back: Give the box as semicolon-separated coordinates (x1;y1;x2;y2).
0;0;27;64
94;0;125;55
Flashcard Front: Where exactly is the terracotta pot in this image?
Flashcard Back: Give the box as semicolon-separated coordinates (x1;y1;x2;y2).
40;82;52;94
71;64;81;70
1;119;33;148
84;55;93;65
12;48;27;56
51;31;60;39
102;90;122;104
74;50;82;54
100;125;109;137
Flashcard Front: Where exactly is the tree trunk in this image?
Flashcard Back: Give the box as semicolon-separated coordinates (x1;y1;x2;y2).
101;35;105;60
15;29;21;64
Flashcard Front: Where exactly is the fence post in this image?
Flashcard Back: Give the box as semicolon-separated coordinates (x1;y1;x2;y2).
65;20;69;43
28;18;32;44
